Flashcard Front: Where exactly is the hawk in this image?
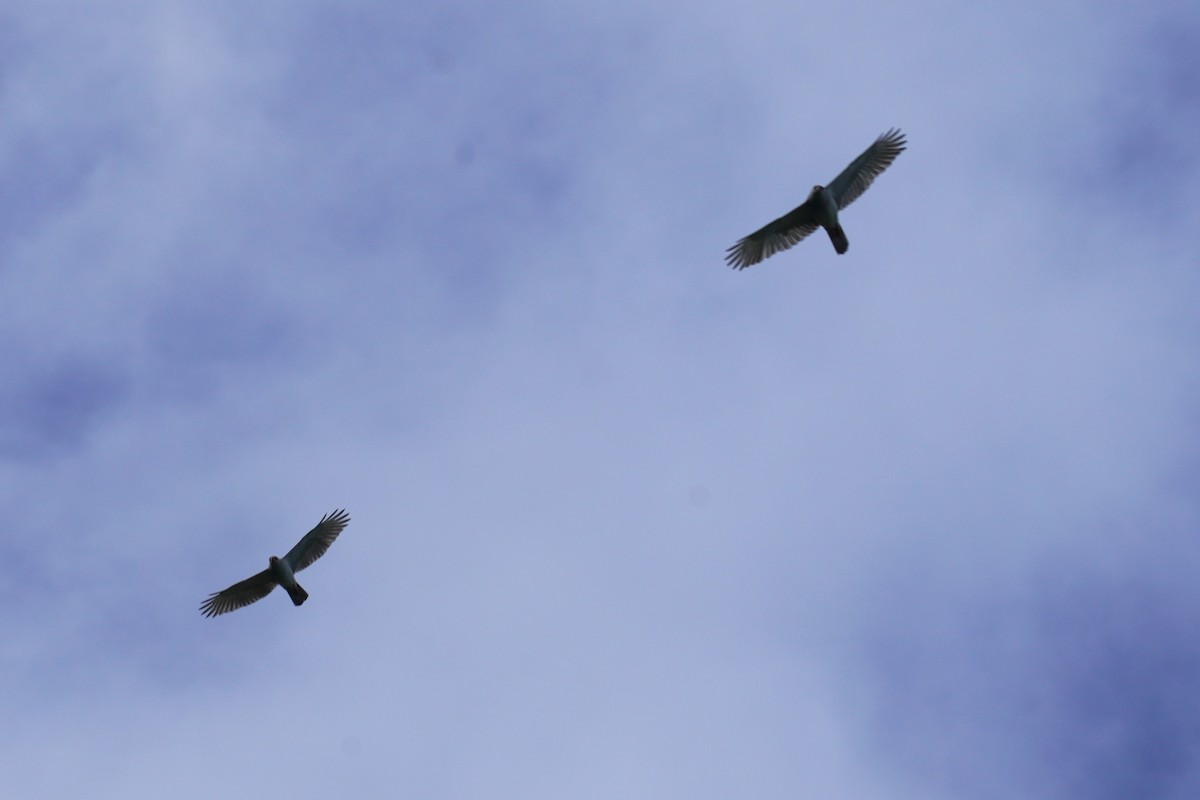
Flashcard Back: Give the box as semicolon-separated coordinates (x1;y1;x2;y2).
726;128;906;269
200;509;350;617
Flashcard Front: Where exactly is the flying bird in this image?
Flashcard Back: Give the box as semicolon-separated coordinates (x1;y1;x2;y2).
200;509;350;618
726;128;906;269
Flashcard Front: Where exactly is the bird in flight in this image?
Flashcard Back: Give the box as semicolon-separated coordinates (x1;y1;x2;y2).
725;128;906;269
200;509;350;617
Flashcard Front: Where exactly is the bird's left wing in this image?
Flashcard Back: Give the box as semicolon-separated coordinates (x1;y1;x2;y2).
725;202;820;270
826;128;906;210
282;509;350;573
200;568;277;617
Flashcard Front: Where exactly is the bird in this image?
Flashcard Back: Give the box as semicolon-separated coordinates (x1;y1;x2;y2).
200;509;350;618
725;128;906;269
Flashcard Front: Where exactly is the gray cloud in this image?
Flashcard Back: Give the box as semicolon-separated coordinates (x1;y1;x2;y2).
1;1;1199;798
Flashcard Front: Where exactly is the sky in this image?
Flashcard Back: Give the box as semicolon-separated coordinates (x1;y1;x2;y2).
2;0;1200;797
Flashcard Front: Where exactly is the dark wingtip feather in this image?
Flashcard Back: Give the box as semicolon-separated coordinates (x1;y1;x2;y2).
321;509;351;527
725;239;758;270
199;592;223;618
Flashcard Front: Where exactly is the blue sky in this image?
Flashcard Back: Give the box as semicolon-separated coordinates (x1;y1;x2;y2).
3;1;1200;797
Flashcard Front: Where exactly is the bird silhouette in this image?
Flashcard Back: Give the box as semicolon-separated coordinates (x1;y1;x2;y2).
726;128;906;269
200;509;350;617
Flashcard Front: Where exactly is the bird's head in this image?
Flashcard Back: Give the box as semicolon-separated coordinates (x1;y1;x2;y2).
268;556;280;566
809;184;825;198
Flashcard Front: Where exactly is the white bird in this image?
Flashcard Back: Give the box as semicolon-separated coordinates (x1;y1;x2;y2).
726;128;906;269
200;510;350;617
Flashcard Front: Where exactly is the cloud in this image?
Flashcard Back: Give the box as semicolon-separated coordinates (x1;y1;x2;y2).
2;1;1200;798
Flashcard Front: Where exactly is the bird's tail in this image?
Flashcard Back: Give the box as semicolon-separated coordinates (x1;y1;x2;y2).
827;224;849;255
286;583;309;606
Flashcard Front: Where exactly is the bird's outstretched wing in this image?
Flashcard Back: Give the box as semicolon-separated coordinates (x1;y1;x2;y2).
200;568;277;618
825;128;906;210
282;509;350;573
725;202;820;270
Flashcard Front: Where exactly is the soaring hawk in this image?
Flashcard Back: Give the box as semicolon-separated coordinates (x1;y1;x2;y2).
726;128;906;269
200;509;350;617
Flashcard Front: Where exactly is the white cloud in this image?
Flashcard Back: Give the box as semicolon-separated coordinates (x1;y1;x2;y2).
2;1;1199;797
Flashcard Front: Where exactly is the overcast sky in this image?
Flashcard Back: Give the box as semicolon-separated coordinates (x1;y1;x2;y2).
3;1;1200;797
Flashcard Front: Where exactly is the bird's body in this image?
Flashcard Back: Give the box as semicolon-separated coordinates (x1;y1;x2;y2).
808;185;847;254
268;555;307;606
200;509;349;618
726;128;906;269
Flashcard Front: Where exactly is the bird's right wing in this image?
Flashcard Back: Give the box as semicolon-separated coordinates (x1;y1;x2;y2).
283;509;351;573
725;203;820;270
200;568;277;618
826;128;906;210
